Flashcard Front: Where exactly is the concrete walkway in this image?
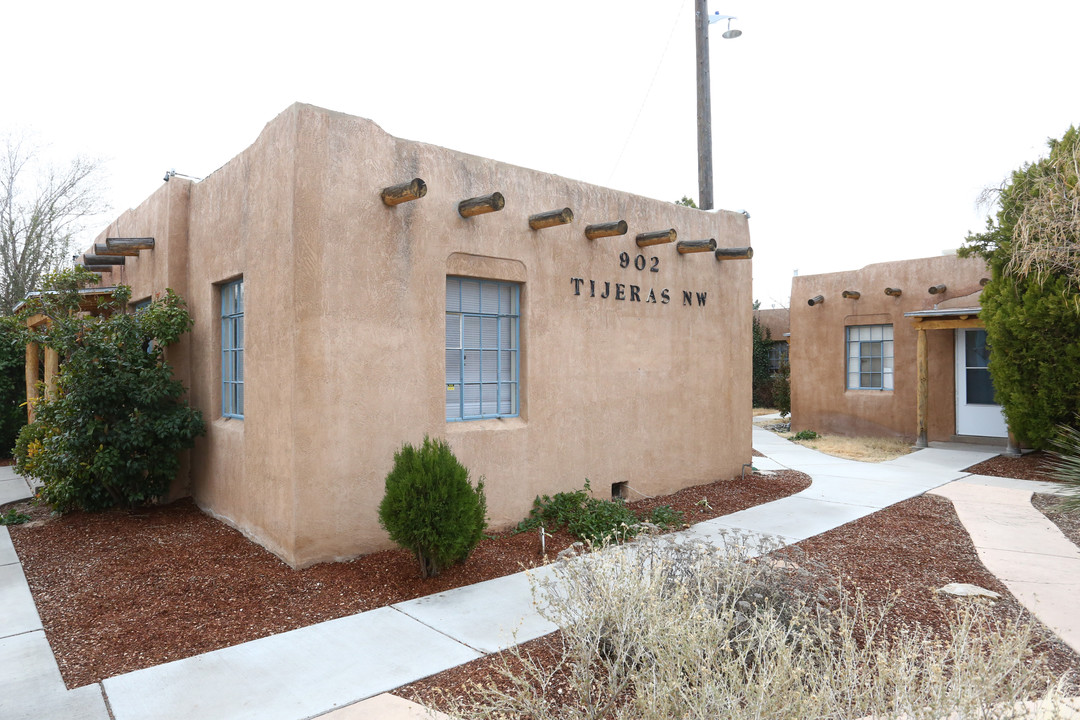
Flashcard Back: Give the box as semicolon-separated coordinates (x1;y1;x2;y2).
0;464;34;507
0;432;1077;720
932;477;1080;654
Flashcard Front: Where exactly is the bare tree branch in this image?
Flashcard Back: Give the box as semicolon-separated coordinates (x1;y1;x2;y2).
1004;135;1080;288
0;135;109;314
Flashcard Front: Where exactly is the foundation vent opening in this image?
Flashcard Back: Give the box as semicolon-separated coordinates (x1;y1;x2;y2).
611;482;628;500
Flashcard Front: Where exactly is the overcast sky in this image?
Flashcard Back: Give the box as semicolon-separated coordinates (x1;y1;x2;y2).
5;0;1078;307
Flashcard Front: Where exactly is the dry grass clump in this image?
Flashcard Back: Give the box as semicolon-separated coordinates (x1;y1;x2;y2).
447;533;1068;720
752;407;780;417
789;433;914;462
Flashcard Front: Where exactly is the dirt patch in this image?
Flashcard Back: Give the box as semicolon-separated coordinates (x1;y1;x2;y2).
7;470;809;689
790;434;913;462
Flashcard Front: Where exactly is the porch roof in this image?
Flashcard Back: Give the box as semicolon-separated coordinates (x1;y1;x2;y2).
903;306;981;319
13;287;120;316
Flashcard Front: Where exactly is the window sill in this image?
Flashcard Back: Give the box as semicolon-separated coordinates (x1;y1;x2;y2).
447;416;526;433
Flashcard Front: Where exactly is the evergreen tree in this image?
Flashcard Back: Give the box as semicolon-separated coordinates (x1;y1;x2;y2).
960;127;1080;447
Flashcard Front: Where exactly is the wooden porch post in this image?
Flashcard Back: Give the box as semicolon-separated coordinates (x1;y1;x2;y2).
1005;430;1021;458
915;326;928;448
25;342;39;423
44;347;59;400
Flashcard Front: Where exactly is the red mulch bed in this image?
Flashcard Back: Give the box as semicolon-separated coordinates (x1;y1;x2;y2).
6;470;809;689
965;450;1058;482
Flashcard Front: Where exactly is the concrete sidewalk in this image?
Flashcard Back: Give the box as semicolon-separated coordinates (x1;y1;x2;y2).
932;477;1080;654
1;433;1076;720
0;464;34;507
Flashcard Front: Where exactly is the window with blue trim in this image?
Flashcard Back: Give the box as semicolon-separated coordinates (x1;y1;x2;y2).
445;277;520;421
846;324;893;390
221;279;244;418
131;299;154;354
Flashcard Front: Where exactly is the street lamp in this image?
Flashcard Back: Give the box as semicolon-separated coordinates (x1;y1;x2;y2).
695;3;741;210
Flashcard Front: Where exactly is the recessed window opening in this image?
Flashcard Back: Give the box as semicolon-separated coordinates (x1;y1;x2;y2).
445;277;520;421
846;324;893;390
221;278;245;418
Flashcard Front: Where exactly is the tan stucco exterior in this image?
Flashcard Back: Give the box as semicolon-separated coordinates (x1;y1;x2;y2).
753;307;789;343
789;254;990;442
83;103;753;568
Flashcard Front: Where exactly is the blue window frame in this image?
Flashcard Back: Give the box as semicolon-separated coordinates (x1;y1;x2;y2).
131;299;154;354
846;324;893;390
221;279;244;418
445;277;520;421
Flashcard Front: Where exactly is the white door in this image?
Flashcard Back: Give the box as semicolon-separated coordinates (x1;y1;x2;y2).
954;329;1008;438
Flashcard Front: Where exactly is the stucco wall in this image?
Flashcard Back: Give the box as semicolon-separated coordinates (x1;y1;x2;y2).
86;103;752;567
789;255;989;441
754;307;790;343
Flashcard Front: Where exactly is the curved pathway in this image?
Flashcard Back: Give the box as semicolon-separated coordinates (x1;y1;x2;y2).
931;478;1079;654
1;429;1077;719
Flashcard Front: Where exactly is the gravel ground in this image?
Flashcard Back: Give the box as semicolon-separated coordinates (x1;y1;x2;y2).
6;469;809;689
8;446;1080;711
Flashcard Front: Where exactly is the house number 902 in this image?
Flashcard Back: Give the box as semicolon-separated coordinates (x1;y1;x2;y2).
619;252;660;273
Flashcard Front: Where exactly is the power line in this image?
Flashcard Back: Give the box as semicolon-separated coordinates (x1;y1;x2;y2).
606;0;689;186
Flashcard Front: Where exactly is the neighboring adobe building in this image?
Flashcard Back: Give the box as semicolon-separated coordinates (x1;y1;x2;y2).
66;103;753;567
789;254;1012;448
753;307;789;373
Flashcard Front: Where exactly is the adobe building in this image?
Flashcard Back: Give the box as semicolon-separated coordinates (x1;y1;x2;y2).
64;103;753;568
789;254;1013;449
753;307;789;373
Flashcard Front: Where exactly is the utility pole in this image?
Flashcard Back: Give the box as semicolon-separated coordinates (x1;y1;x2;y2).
695;0;714;211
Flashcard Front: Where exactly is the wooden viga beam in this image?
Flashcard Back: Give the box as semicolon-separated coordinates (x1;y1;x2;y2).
635;228;676;247
928;284;947;295
77;263;112;274
380;178;427;206
81;254;126;266
842;290;861;299
458;192;505;218
884;287;902;297
94;242;138;257
676;238;716;254
106;237;155;253
528;207;574;230
714;246;753;261
584;220;628;240
808;295;824;306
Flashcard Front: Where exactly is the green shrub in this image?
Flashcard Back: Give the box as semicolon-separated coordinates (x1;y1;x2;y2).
647;505;684;530
0;507;31;525
959;127;1080;449
13;273;204;512
567;497;639;545
378;436;487;578
516;480;684;545
0;317;26;457
773;359;791;419
752;312;775;408
792;429;819;441
515;481;592;534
